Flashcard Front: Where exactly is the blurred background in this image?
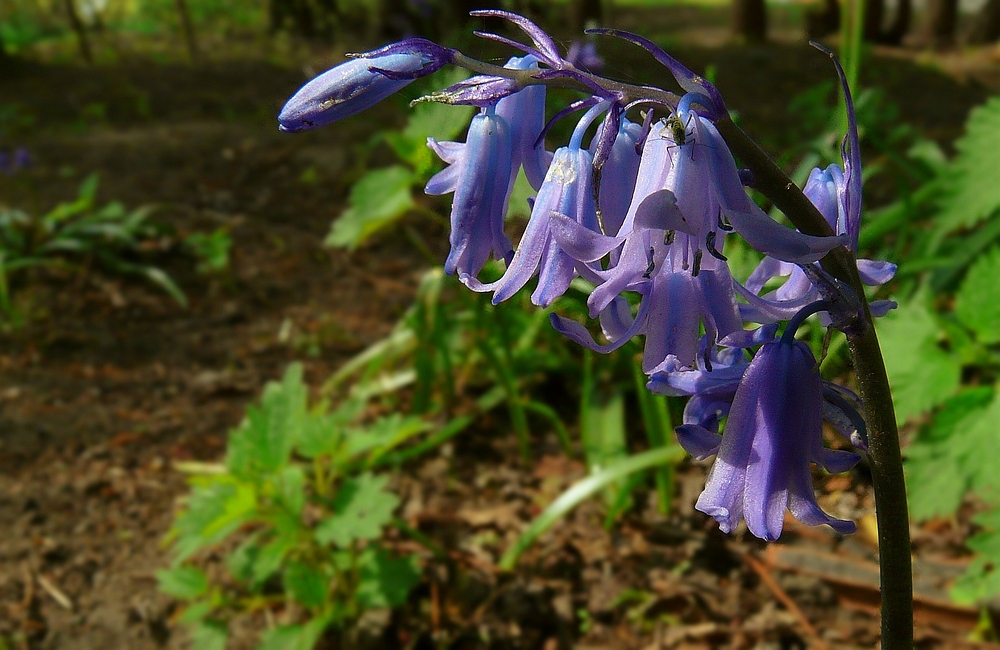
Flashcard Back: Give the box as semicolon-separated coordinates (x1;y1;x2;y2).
1;1;999;648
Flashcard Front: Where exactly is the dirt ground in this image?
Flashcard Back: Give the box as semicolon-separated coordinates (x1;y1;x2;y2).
0;6;997;649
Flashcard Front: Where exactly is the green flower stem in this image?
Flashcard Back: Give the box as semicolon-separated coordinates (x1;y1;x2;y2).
716;117;912;650
438;50;913;647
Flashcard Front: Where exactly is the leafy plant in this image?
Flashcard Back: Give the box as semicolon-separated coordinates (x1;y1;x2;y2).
0;173;186;324
870;97;1000;605
159;364;424;648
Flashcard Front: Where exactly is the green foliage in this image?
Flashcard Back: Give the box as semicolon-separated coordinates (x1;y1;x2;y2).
904;387;996;521
162;364;423;648
325;166;415;249
873;95;1000;605
327;69;475;250
0;173;219;325
877;300;961;425
955;246;1000;345
185;228;232;274
935;98;1000;235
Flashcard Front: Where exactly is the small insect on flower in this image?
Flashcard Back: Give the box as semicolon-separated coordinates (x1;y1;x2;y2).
664;113;694;147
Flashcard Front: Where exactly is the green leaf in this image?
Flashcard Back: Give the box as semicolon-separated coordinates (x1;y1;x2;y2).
283;561;328;609
250;536;296;588
955;245;1000;344
325;166;415;250
256;616;329;650
499;445;687;571
581;386;630;510
936;97;1000;234
951;507;1000;604
905;387;998;521
342;414;430;462
156;566;208;600
353;548;421;609
169;477;258;564
295;411;344;460
189;620;227;650
315;473;399;547
177;600;214;624
274;465;306;518
876;299;961;424
227;364;307;477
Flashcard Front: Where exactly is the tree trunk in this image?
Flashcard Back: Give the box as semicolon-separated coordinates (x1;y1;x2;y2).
806;0;840;39
864;0;885;40
732;0;767;42
63;0;93;63
879;0;912;44
569;0;603;32
920;0;958;46
968;0;1000;43
173;0;199;61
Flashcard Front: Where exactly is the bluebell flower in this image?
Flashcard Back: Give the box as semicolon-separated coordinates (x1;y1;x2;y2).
734;59;896;324
590;115;642;239
495;56;551;190
278;38;451;132
674;312;863;541
461;101;606;306
426;106;516;278
549;105;846;371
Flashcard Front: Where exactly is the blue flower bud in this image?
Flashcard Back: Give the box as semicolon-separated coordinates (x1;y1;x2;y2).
278;38;451;132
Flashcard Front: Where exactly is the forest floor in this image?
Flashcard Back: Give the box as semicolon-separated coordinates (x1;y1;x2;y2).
0;5;998;649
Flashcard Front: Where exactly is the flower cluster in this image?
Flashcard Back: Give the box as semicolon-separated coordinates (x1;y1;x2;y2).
0;148;30;177
278;12;896;541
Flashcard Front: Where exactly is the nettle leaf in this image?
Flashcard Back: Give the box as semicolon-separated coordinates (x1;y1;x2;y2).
170;477;258;564
227;364;307;477
274;465;306;519
283;561;329;609
343;413;430;461
956;245;1000;344
905;387;998;521
296;411;344;460
354;548;422;609
326;166;415;250
877;299;961;424
952;507;1000;604
936;97;1000;234
156;566;208;600
256;616;329;650
315;473;399;547
189;620;227;650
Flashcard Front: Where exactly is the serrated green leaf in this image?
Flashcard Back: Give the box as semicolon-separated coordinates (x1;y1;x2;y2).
156;566;208;600
256;616;329;650
250;536;295;588
295;411;344;460
342;414;430;462
177;599;214;624
275;465;306;518
227;364;307;477
952;507;1000;604
905;387;999;521
955;245;1000;343
354;548;421;609
189;620;227;650
315;473;399;547
169;477;258;564
877;299;961;424
283;561;328;609
936;97;1000;234
326;166;415;250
